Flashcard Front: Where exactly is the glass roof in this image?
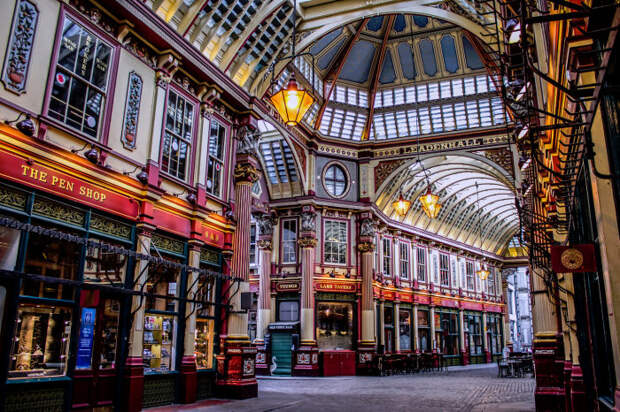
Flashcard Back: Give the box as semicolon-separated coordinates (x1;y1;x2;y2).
375;154;519;254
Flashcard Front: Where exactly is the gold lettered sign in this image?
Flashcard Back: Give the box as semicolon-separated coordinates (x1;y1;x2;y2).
315;281;356;293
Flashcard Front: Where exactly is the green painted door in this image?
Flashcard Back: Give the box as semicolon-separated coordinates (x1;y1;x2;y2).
271;332;292;375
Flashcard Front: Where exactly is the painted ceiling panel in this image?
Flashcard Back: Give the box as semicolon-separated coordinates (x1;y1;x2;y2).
419;39;438;76
310;27;343;56
398;42;417;80
413;15;429;28
318;38;345;70
440;35;460;73
462;35;484;69
379;50;396;84
339;40;376;83
394;14;406;32
367;15;384;31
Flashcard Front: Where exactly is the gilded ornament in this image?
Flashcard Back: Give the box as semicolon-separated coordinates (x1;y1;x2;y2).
257;239;272;250
297;237;317;248
0;186;27;210
200;249;219;264
560;248;584;270
234;163;260;183
32;198;85;226
152;234;184;254
90;214;132;239
358;242;375;253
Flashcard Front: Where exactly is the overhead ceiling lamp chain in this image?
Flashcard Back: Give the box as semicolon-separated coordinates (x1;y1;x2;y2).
416;133;441;219
474;181;490;280
268;0;315;127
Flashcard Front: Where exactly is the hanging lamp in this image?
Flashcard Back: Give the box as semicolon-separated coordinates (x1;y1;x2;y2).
268;0;315;127
474;182;490;280
419;186;441;219
392;190;412;217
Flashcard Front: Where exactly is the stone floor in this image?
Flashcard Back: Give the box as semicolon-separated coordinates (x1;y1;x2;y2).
150;364;535;412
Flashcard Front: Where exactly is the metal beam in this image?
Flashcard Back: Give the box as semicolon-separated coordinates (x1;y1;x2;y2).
179;0;210;36
362;14;395;140
314;18;368;128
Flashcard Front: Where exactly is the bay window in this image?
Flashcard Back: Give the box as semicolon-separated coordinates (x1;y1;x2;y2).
48;16;113;139
324;220;347;265
161;89;195;181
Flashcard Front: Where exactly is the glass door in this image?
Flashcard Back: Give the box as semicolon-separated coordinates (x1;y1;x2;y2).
72;297;121;409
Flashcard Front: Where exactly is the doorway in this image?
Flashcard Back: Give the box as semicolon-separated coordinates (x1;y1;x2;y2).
72;296;121;410
271;332;292;375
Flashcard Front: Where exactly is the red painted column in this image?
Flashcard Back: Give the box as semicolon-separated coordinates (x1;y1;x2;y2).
217;122;260;399
294;206;319;376
357;214;377;374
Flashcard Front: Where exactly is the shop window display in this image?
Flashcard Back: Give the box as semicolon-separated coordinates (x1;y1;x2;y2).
317;302;353;350
418;309;430;352
143;314;175;372
22;229;81;300
487;315;502;354
399;309;412;351
435;311;459;355
465;313;483;355
83;238;128;284
9;304;72;378
384;306;394;353
194;319;214;369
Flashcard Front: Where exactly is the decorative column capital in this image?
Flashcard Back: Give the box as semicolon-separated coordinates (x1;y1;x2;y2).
234;162;261;184
358;241;375;253
235;124;260;157
257;239;272;250
300;206;317;234
298;237;318;248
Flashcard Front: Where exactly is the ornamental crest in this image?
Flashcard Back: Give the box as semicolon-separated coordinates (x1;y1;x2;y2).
121;72;143;150
2;0;38;94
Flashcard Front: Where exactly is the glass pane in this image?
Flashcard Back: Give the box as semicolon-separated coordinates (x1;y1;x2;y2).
9;305;72;378
58;19;80;71
143;314;176;372
146;263;180;312
317;302;353;350
92;41;111;90
195;319;214;369
22;230;80;300
100;299;120;369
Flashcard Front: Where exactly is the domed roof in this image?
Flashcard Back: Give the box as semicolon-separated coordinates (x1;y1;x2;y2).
287;14;508;141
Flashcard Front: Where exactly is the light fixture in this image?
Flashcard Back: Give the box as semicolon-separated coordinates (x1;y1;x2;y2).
270;73;314;126
414;134;441;219
268;0;315;127
392;190;411;217
419;186;441;219
505;19;521;44
473;182;490;280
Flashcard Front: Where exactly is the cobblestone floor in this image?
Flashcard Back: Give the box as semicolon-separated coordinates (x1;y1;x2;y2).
152;364;535;412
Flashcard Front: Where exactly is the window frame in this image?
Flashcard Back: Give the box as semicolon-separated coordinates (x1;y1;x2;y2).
43;9;120;145
323;219;348;266
249;220;258;267
399;241;410;279
466;260;475;291
416;246;427;282
204;115;230;199
439;253;450;287
322;161;350;199
382;237;392;277
280;218;298;265
159;85;199;184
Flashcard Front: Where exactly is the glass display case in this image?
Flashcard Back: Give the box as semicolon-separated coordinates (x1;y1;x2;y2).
143;314;175;372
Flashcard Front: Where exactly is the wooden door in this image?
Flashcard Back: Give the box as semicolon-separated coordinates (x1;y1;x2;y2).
72;297;121;411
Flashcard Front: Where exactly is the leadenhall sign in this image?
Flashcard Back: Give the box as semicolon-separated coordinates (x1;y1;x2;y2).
0;150;139;219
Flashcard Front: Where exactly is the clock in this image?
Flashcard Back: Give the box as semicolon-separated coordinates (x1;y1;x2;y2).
560;248;584;270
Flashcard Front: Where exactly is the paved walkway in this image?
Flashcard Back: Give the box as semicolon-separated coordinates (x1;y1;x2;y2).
149;364;535;412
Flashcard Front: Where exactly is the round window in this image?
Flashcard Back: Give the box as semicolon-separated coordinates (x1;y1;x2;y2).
324;164;348;197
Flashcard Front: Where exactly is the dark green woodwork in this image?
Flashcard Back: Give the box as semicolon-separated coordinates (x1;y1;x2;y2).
271;332;292;375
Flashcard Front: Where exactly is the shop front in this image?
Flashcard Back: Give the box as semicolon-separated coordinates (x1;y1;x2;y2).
464;311;484;364
315;291;357;376
434;309;460;366
0;179;136;411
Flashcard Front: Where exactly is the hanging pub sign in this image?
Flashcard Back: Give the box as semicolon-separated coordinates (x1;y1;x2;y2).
551;244;596;273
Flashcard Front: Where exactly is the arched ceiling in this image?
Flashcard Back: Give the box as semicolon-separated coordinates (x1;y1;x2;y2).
145;0;500;95
375;154;519;255
292;14;507;141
